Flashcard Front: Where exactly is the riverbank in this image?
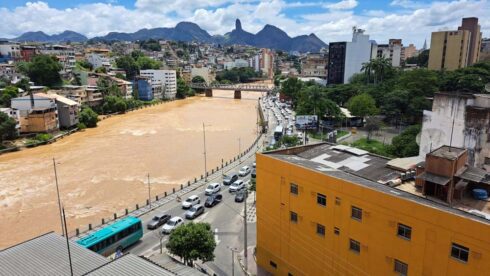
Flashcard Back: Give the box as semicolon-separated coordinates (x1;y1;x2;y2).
0;91;260;248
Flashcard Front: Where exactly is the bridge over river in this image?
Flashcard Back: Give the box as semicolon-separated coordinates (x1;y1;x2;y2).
189;82;277;99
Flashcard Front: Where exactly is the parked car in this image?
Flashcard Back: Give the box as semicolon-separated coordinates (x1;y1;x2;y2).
223;173;239;185
185;204;205;219
182;195;200;209
252;162;256;168
235;190;246;202
229;179;245;193
205;182;221;195
147;214;171;230
161;216;183;234
205;193;223;207
251;169;256;179
239;166;251;176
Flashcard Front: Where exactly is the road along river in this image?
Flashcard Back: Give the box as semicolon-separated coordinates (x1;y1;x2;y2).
0;89;263;248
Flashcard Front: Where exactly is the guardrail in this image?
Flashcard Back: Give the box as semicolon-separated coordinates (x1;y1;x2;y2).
189;82;274;92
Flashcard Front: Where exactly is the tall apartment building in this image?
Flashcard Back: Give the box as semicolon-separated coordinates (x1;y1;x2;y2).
300;53;328;78
479;38;490;62
87;53;111;70
0;41;21;63
403;44;417;60
328;28;376;84
139;69;177;100
256;143;490;275
249;48;274;78
428;17;482;71
377;39;403;67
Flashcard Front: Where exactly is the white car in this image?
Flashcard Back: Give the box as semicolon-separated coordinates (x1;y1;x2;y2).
205;182;221;195
229;180;245;193
161;216;183;234
182;195;200;209
239;166;251;176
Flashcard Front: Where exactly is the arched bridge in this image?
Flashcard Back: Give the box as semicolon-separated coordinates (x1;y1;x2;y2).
189;82;277;99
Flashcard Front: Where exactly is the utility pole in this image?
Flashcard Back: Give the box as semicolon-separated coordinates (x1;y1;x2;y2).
238;137;241;162
244;184;248;272
53;158;64;236
228;247;237;276
62;207;74;276
203;122;208;182
147;173;151;208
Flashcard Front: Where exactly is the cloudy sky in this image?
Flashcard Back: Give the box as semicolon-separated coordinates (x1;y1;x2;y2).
1;0;489;47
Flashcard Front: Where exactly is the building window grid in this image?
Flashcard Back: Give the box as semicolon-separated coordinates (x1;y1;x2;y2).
451;243;469;262
316;223;325;237
394;259;408;275
317;193;327;206
349;239;361;253
290;183;298;195
351;206;362;221
397;223;412;240
290;211;298;223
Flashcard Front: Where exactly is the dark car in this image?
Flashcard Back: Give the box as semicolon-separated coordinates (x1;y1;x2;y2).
223;173;239;185
185;204;205;219
205;193;223;207
147;214;171;230
235;190;246;202
251;169;256;179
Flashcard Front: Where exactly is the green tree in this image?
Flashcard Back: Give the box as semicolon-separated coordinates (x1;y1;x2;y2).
0;112;18;142
102;96;127;114
115;55;139;80
191;76;206;83
346;93;378;118
296;85;341;119
281;77;303;106
25;55;62;86
364;116;383;141
79;107;98;128
0;86;19;107
115;73;126;80
94;67;107;73
389;125;421;157
15;78;30;91
176;78;190;99
166;222;216;266
77;60;93;71
136;56;161;70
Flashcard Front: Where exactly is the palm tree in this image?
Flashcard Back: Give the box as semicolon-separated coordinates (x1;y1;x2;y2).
361;61;373;84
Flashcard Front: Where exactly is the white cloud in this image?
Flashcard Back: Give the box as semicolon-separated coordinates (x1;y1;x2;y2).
390;0;429;9
325;0;358;10
0;0;488;49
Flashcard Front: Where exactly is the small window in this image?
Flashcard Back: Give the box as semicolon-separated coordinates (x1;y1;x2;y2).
290;211;298;223
316;223;325;236
270;261;277;268
349;239;360;253
397;224;412;240
290;183;298;195
288;273;293;276
317;193;326;206
351;206;362;221
394;259;408;275
451;243;469;262
334;227;340;235
335;197;341;205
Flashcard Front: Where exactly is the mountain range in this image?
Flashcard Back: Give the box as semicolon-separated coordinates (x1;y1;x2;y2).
11;19;327;52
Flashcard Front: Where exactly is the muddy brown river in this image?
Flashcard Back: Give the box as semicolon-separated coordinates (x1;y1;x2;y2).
0;90;263;248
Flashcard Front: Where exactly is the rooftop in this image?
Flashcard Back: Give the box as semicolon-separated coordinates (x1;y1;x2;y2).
264;143;490;224
84;254;174;276
429;145;466;160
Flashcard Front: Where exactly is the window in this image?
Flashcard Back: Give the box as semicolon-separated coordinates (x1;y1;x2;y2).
394;259;408;275
351;206;362;221
270;261;277;268
317;193;326;206
290;211;298;223
451;243;469;262
397;224;412;240
349;239;360;253
290;183;298;195
334;227;340;235
335;197;341;205
316;223;325;236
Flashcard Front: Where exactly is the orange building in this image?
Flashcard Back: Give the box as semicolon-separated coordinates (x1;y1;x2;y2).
256;143;490;275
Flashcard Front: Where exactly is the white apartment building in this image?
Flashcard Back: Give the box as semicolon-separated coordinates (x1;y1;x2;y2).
224;59;250;70
139;69;177;100
376;39;403;67
0;41;21;62
40;45;76;74
344;28;376;83
87;53;111;70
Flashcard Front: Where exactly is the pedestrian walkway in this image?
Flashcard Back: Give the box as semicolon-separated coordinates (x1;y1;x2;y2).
237;246;270;276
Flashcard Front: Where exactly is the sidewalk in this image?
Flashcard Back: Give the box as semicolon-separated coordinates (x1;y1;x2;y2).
237;246;270;276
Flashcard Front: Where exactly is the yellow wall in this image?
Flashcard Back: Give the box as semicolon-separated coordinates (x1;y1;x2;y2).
428;31;470;71
256;153;490;276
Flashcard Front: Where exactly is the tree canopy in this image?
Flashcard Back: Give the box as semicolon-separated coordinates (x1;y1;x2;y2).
166;222;216;266
347;93;378;117
0;112;18;142
79;107;98;128
191;76;206;83
115;55;139;80
281;77;303;106
216;67;261;83
22;55;62;86
0;86;18;107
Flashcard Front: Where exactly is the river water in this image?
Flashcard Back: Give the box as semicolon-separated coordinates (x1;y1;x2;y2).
0;90;263;248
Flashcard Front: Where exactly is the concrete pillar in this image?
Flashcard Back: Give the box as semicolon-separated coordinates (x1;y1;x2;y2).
234;90;242;99
205;89;213;97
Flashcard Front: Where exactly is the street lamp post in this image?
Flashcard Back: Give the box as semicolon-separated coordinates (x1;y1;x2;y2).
203;122;208;182
238;137;241;162
228;247;238;276
147;173;151;208
52;158;64;236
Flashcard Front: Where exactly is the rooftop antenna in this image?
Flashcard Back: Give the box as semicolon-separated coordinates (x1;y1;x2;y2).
449;117;455;152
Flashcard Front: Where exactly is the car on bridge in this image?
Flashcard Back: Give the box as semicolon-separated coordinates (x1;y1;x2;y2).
147;214;171;230
185;204;205;220
205;193;223;208
161;216;184;234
